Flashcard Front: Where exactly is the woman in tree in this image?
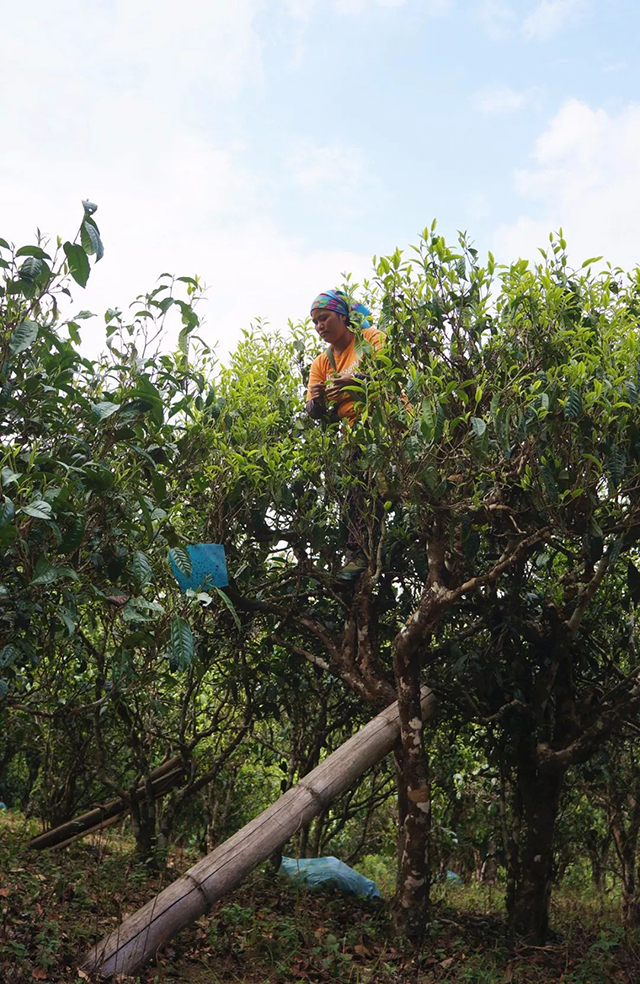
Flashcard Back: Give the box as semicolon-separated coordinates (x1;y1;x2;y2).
305;290;386;578
305;289;385;424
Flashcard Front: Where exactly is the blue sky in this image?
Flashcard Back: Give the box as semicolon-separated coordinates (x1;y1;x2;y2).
2;0;639;356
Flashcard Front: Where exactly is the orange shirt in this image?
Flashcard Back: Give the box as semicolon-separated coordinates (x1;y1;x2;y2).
306;328;386;423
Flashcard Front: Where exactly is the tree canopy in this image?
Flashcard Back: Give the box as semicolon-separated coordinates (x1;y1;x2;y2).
2;209;640;959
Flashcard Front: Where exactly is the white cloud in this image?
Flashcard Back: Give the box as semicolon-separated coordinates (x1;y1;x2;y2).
475;0;517;39
282;0;317;19
494;99;640;269
465;192;491;222
289;142;373;208
474;84;540;115
285;0;448;17
523;0;587;41
0;0;375;361
602;61;627;75
476;0;588;40
332;0;406;12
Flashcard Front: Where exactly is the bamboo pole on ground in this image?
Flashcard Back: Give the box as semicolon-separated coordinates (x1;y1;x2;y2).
29;757;185;851
80;687;436;978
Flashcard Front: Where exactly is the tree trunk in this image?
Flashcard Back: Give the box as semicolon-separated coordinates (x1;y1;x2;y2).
0;743;16;789
308;807;328;857
22;751;41;813
80;688;436;979
129;778;158;862
394;748;408;884
481;838;498;884
611;818;640;927
622;888;640;926
617;830;640;926
507;762;565;942
586;828;608;894
393;652;431;940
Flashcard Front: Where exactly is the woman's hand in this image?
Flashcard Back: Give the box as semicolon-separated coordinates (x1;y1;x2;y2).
325;373;356;401
310;381;326;401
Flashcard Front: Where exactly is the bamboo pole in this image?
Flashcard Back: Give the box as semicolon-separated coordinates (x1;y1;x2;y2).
80;687;436;978
30;757;185;851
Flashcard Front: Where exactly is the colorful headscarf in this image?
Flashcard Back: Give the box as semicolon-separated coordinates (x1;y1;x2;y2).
310;289;371;328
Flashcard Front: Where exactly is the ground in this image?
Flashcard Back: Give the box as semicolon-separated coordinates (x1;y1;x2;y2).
1;812;638;984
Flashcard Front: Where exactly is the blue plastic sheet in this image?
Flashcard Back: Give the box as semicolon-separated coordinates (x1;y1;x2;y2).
280;856;381;899
169;543;228;592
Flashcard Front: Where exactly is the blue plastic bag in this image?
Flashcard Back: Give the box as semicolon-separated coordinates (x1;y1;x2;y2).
169;543;228;592
280;856;381;899
436;870;462;885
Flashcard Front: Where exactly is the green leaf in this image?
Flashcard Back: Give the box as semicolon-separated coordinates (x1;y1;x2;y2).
67;322;81;344
607;446;626;487
169;615;194;670
540;461;558;500
213;586;241;629
19;256;43;282
133;495;153;544
15;245;51;259
122;597;164;623
157;297;174;315
132;550;153;586
63;242;90;287
82;463;114;490
91;401;120;421
74;310;96;320
82;200;98;215
178;326;190;356
10;320;39;355
421;402;434;442
1;468;20;487
60;514;84;552
470;416;486;438
0;238;10;249
564;387;582;419
58;610;76;636
130;376;164;426
0;645;18;669
0;497;15;526
81;217;104;261
22;500;52;519
31;563;79;585
169;546;192;578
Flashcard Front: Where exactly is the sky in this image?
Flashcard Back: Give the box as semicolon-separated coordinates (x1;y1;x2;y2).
2;0;639;358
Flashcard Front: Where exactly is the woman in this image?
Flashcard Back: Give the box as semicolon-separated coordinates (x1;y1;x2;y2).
305;290;385;578
306;289;385;425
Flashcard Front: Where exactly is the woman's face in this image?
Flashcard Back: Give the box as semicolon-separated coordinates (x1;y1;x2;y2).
311;308;351;346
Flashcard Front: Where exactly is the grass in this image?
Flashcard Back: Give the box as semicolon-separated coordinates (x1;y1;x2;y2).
1;811;639;983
